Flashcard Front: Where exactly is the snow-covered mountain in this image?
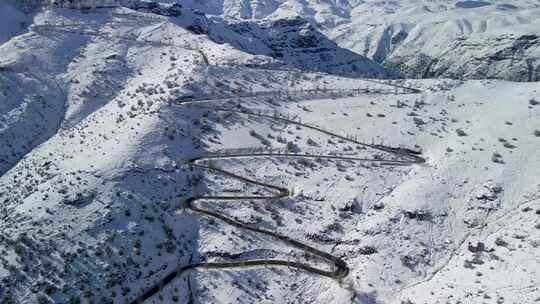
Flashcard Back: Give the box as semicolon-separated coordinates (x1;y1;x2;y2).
7;0;539;80
0;1;539;304
177;0;540;81
329;0;540;81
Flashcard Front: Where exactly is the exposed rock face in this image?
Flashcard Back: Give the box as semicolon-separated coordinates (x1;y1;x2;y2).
327;1;540;82
385;34;540;81
104;1;394;78
24;0;540;81
176;0;540;81
222;16;393;77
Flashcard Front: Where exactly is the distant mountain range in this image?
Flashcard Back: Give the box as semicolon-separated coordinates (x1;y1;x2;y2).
179;0;540;81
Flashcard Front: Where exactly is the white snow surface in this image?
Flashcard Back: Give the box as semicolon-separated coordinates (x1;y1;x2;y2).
0;2;539;304
176;0;540;81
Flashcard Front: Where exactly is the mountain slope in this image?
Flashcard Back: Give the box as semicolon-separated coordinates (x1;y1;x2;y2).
0;1;32;45
176;0;540;81
0;5;392;303
329;0;540;81
0;2;539;304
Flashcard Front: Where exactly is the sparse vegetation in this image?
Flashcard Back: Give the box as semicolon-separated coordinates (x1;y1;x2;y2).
492;152;505;164
456;129;468;136
0;4;537;303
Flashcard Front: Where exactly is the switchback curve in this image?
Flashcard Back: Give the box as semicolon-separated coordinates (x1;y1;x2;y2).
130;90;425;304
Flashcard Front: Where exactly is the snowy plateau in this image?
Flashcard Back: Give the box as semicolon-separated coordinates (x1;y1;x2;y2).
0;1;539;304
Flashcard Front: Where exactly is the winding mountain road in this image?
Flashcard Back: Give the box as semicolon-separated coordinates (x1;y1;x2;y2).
131;87;425;304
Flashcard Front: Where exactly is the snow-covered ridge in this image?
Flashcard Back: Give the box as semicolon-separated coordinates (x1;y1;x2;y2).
176;0;540;81
329;0;540;81
215;16;393;77
0;2;390;175
15;0;539;81
0;2;539;304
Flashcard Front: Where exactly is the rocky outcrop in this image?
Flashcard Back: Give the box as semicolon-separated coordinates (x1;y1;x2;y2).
152;0;540;81
385;34;540;81
222;17;394;78
326;0;540;82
